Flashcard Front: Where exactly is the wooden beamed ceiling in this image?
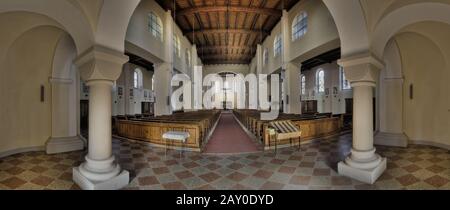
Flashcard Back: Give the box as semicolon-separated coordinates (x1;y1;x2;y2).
156;0;298;65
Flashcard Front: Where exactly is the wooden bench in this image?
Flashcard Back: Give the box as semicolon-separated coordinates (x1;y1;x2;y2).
268;120;302;151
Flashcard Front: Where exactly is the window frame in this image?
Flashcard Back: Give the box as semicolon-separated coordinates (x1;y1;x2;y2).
316;69;325;93
292;12;308;41
173;34;181;58
301;75;306;95
148;12;163;41
274;34;282;57
133;69;143;89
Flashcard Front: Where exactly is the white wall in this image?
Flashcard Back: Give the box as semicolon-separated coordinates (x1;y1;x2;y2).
259;0;339;75
126;0;198;74
0;12;70;154
113;63;154;116
395;22;450;147
301;62;353;114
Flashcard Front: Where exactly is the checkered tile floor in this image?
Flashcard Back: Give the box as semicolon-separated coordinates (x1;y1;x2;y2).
0;134;449;190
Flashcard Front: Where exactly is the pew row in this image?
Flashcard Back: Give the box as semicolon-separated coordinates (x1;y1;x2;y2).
115;111;221;152
233;110;342;150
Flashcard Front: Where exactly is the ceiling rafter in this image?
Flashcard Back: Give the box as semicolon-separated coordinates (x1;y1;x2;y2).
156;0;298;64
183;28;269;37
177;6;282;17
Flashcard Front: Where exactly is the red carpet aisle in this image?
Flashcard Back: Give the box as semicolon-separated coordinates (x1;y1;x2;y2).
203;113;261;154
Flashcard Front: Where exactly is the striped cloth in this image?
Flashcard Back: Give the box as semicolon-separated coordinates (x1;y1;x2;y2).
269;121;299;134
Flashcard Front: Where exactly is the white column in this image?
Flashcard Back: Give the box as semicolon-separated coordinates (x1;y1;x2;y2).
337;53;387;184
280;9;292;113
46;78;84;154
284;62;302;114
72;46;129;190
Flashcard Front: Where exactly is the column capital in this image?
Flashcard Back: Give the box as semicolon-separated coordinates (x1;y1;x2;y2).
74;45;128;82
338;52;384;69
338;52;383;86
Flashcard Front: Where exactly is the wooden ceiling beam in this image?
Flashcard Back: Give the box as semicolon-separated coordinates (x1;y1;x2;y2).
177;6;282;17
201;54;254;60
184;28;269;36
197;45;255;51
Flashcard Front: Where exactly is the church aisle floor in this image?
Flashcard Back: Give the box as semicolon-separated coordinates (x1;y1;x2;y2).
203;113;261;154
0;134;449;190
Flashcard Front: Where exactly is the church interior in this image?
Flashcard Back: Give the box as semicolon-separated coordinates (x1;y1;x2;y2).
0;0;449;190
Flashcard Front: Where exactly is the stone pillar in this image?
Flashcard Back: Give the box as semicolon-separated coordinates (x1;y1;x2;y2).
154;62;173;116
284;62;302;114
280;9;293;114
46;78;84;154
72;46;129;190
337;53;387;184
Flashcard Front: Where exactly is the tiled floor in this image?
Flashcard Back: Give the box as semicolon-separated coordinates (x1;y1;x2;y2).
0;134;449;190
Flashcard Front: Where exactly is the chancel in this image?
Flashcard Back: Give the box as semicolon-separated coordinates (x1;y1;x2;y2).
0;0;449;190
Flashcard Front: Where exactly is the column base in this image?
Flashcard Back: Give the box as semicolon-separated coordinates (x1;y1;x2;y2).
73;167;129;190
338;155;387;184
73;156;129;190
46;136;84;154
375;132;408;147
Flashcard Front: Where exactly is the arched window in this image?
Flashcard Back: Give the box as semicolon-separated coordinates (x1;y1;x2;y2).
186;49;191;67
301;75;306;95
173;34;181;57
292;12;308;41
148;12;163;41
316;69;325;93
274;34;282;57
133;69;143;89
151;76;155;91
263;48;269;66
340;66;351;90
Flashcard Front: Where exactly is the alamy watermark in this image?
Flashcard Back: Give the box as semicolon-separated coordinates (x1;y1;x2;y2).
171;66;280;120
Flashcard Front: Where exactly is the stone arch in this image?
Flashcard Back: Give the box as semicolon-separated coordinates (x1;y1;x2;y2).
95;0;141;52
322;0;370;57
0;0;94;54
376;22;450;148
372;2;450;58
